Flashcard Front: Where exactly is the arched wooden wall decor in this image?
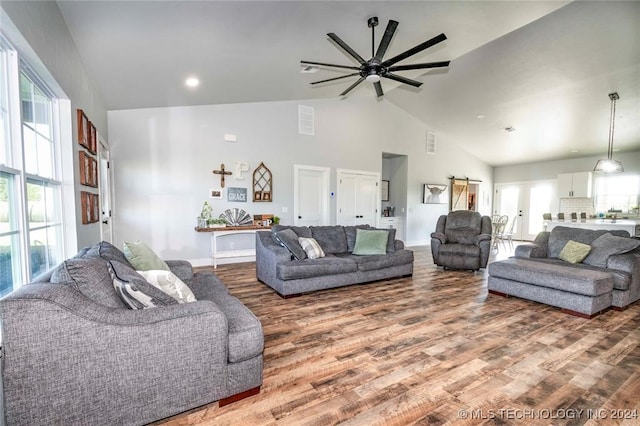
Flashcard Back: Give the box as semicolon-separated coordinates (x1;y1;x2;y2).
253;162;272;202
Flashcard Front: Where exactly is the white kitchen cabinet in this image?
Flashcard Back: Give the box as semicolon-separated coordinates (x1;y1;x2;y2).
557;172;592;198
378;216;404;241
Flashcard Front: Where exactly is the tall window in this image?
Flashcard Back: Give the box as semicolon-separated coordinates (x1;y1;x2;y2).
0;36;63;296
594;175;640;215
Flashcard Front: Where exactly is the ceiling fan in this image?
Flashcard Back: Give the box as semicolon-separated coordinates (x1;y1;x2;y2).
301;17;450;97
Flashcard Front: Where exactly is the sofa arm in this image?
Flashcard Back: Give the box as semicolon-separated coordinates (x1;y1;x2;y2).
430;232;447;244
475;234;491;245
607;252;640;274
165;259;194;281
0;284;230;425
515;244;547;258
394;240;405;250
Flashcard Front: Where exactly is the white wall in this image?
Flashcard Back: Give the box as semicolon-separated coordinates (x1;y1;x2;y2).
108;97;493;264
2;2;108;250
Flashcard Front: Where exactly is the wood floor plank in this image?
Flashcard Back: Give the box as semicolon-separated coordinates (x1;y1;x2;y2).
154;245;640;425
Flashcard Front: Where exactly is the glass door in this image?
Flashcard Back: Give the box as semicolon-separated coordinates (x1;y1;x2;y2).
494;180;557;241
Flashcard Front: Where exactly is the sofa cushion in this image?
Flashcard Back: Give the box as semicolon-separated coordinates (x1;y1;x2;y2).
310;225;348;254
582;233;640;268
272;228;307;260
108;260;178;309
488;258;613;297
137;270;197;303
547;226;629;259
352;229;389;255
444;211;482;244
338;250;414;272
123;240;170;271
271;224;312;238
51;257;127;309
298;237;325;259
276;256;357;280
344;225;371;252
81;241;132;267
558;240;591;264
509;257;631;291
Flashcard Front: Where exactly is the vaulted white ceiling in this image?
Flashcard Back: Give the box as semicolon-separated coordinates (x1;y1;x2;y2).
56;1;640;167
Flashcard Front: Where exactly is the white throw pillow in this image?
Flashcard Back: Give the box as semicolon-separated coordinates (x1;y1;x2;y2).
137;270;197;303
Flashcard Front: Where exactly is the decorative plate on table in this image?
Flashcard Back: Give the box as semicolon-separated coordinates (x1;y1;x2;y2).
220;208;252;226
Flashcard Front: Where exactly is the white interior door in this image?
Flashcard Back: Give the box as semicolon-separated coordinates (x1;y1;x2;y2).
98;139;113;243
294;165;330;226
494;180;557;241
337;169;380;226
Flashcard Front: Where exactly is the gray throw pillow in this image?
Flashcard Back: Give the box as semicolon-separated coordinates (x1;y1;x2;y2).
273;229;307;260
582;233;640;268
51;257;127;308
108;260;178;309
310;225;348;254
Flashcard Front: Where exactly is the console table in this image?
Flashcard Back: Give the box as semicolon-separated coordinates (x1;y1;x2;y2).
195;225;270;268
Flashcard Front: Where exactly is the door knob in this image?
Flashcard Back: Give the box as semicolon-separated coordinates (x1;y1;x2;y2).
298;216;302;219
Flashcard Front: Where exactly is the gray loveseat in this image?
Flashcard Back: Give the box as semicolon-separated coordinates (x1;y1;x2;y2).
0;241;263;425
488;226;640;317
256;225;414;297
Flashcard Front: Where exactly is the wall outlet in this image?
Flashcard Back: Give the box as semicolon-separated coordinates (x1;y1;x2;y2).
282;206;288;213
230;242;235;250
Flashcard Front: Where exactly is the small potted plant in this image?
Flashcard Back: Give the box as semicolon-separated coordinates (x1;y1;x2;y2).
207;218;227;228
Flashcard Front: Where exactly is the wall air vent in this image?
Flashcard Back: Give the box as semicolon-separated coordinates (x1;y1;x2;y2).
426;131;436;154
298;105;314;136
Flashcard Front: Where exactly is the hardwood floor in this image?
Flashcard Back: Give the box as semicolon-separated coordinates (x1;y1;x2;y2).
157;243;640;425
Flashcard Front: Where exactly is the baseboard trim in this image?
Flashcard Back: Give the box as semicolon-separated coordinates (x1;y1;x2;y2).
218;386;260;407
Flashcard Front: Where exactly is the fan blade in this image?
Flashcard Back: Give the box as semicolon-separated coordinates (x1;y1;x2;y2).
388;60;450;72
381;33;447;67
310;73;360;85
301;60;360;71
340;77;365;96
384;73;423;88
374;81;384;97
328;33;366;64
374;20;398;61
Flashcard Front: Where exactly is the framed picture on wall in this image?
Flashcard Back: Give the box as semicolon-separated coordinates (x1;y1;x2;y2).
77;109;90;151
381;180;389;202
423;184;448;204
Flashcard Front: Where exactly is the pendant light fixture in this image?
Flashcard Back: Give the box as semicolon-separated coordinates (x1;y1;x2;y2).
593;92;623;173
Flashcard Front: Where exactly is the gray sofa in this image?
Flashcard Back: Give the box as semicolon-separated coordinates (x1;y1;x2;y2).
256;225;414;297
0;241;263;425
488;226;640;317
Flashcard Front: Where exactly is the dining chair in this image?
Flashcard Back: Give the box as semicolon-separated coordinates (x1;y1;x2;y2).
570;212;578;222
557;213;565;221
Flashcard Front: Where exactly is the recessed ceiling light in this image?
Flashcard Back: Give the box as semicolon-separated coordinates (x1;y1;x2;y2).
185;77;200;88
476;114;486;119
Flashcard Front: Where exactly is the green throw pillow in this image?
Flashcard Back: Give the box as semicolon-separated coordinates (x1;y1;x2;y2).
558;240;591;264
123;240;170;271
352;229;389;255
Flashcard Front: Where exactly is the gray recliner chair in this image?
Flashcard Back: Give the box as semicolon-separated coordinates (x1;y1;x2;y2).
430;210;492;271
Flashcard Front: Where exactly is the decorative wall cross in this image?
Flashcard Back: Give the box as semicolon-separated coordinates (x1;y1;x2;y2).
213;163;233;188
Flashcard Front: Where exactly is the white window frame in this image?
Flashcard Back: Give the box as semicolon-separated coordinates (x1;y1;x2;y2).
0;34;66;295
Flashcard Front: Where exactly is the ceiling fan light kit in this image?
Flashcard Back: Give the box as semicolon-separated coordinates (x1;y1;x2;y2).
593;92;623;174
301;16;450;97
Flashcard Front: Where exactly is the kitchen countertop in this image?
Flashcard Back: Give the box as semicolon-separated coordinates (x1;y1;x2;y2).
544;219;639;236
